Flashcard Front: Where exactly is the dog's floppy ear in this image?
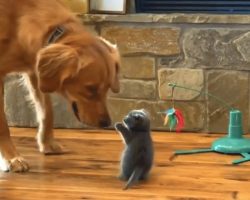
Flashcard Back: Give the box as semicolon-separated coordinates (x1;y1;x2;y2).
36;44;79;92
110;63;120;93
36;44;91;93
99;37;120;93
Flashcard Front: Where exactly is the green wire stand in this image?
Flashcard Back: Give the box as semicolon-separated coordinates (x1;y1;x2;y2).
168;83;250;165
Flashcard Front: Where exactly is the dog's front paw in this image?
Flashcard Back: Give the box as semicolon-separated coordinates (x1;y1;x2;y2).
0;156;29;172
38;139;64;155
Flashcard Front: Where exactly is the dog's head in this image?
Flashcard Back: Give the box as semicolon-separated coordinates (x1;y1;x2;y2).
36;35;120;128
123;109;150;132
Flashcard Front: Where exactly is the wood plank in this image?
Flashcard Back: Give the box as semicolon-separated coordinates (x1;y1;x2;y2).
0;128;249;200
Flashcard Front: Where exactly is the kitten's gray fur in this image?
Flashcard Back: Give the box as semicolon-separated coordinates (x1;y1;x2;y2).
115;109;154;190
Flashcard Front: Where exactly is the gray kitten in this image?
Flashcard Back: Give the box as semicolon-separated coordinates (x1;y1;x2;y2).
115;109;154;190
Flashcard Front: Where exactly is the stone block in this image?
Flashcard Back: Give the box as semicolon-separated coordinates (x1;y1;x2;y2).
158;68;204;100
121;56;155;79
207;70;249;133
233;32;250;63
152;14;250;24
101;26;180;55
4;75;37;127
81;14;250;24
110;80;157;100
80;14;153;23
179;29;250;70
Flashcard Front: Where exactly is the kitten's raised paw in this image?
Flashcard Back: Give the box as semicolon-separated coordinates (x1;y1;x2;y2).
114;122;123;130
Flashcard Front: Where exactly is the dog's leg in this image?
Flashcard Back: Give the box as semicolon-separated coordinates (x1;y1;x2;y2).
23;73;63;154
0;78;29;172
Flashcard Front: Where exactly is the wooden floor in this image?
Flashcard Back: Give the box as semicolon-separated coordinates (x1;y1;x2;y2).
1;128;250;200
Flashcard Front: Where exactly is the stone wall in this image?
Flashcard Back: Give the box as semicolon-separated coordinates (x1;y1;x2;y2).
5;14;250;133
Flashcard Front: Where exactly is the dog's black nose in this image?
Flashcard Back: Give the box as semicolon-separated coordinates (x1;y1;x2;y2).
99;118;111;128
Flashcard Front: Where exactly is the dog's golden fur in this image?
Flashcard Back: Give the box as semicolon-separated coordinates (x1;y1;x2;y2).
0;0;120;172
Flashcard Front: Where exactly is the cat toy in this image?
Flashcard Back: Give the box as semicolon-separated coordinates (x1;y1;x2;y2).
166;83;250;165
158;84;184;132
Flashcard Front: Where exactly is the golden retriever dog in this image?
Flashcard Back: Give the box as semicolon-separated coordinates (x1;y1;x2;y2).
0;0;120;172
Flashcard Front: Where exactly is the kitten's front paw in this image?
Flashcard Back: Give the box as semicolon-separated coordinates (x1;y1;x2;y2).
114;122;124;131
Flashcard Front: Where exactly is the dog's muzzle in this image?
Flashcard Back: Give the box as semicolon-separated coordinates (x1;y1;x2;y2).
72;102;80;121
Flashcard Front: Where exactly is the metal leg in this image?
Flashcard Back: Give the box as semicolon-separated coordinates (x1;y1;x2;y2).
232;153;250;165
174;148;250;165
175;148;213;155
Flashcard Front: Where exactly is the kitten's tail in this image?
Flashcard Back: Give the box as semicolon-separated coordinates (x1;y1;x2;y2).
123;167;143;190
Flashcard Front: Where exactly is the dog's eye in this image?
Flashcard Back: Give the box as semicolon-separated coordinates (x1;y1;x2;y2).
115;63;120;73
85;85;98;98
85;85;97;93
